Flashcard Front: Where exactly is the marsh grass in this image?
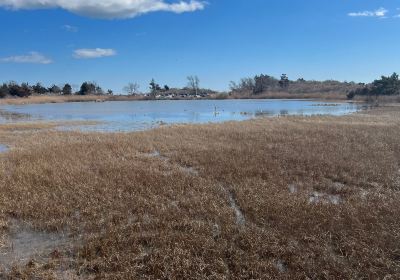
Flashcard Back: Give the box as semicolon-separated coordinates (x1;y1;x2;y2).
0;94;165;106
0;105;399;278
0;95;113;105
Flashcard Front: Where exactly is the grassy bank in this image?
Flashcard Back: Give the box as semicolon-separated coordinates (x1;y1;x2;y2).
0;105;399;279
226;91;348;100
0;93;353;106
0;95;160;105
0;95;111;105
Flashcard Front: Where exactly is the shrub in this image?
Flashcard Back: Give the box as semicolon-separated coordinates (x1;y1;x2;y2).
0;83;9;98
8;82;32;97
32;83;48;94
371;73;400;96
48;85;62;94
79;82;103;95
254;74;279;94
347;73;400;100
62;84;72;95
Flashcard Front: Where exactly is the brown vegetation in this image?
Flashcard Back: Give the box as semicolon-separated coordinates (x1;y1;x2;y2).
0;95;111;105
0;93;215;105
227;91;349;100
0;95;160;105
0;105;400;278
229;75;363;100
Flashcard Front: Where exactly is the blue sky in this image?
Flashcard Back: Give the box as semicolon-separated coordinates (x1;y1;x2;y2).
0;0;399;93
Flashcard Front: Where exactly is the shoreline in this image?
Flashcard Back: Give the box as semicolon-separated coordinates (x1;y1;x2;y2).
0;93;356;106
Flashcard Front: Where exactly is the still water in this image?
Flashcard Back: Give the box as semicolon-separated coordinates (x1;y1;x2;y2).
0;99;362;132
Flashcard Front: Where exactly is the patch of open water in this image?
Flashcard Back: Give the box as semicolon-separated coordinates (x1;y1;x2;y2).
0;220;71;272
0;145;9;153
0;99;363;132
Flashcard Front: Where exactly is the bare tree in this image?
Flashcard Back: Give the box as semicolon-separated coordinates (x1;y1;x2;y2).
230;77;255;93
187;75;200;95
123;82;140;95
229;81;239;92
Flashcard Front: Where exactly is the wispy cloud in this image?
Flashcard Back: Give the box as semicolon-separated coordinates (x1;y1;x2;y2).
0;0;206;19
62;24;78;32
0;52;53;64
348;7;388;18
73;48;117;59
395;8;400;18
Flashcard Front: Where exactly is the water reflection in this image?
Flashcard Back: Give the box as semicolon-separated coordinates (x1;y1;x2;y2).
255;110;274;117
0;110;32;122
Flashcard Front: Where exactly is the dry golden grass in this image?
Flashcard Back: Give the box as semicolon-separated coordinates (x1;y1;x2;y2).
0;95;110;105
0;105;400;279
227;91;350;100
0;94;202;105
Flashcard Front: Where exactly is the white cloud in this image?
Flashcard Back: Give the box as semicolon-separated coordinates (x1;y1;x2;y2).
62;24;78;32
395;8;400;18
0;52;53;64
348;7;388;17
73;48;117;59
0;0;206;19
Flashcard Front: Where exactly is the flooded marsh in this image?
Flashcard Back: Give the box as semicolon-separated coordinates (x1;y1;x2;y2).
0;103;398;279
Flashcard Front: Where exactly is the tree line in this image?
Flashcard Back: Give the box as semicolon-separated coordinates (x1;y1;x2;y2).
1;73;398;100
347;73;400;99
229;74;289;94
0;75;203;99
229;74;359;95
123;75;201;97
229;72;400;99
0;81;113;98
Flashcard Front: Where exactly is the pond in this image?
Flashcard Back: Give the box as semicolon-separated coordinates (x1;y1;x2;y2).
0;99;362;132
0;144;9;153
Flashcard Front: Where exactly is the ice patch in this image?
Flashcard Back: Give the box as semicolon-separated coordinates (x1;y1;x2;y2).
220;186;245;227
360;190;369;199
0;220;71;271
309;192;341;205
288;184;298;194
331;182;345;192
145;150;168;161
179;166;199;176
144;151;198;176
212;224;221;239
228;193;245;226
274;259;288;273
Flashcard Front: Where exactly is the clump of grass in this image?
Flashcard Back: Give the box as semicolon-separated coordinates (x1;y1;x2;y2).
0;105;400;278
